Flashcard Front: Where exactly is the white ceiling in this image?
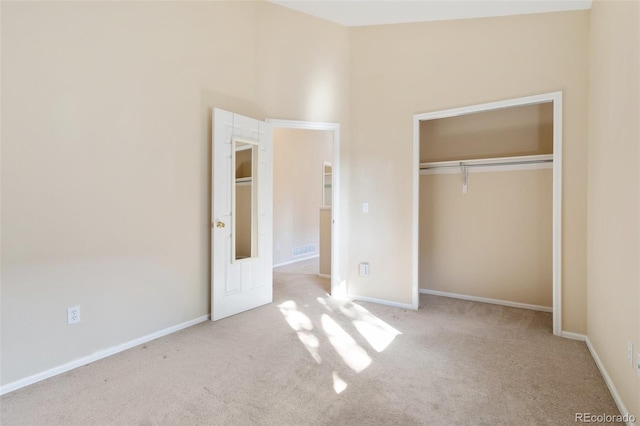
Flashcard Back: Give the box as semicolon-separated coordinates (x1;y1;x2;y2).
268;0;592;27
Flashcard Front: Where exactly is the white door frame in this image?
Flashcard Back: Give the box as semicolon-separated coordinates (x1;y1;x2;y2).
412;91;563;336
266;119;341;297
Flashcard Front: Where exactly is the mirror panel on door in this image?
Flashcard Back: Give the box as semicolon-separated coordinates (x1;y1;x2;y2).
232;138;259;261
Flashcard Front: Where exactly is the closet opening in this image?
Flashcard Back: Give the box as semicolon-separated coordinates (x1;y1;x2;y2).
412;92;563;335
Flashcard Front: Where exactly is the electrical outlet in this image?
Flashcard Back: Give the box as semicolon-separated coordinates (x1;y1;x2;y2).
628;341;634;366
67;306;80;324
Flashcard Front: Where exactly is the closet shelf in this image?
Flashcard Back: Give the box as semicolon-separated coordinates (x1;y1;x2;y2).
420;154;553;173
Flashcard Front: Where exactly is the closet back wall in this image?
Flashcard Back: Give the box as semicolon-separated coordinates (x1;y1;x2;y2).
420;170;553;307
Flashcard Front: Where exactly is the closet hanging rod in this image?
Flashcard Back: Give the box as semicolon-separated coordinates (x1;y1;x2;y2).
420;158;553;170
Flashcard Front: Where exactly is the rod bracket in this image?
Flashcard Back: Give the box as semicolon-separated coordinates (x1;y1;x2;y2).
460;163;468;193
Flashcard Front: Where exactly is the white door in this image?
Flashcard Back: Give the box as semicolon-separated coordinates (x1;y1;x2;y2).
211;108;273;321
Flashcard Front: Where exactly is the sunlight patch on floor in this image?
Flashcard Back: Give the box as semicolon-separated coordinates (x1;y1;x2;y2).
352;320;398;353
340;303;402;352
321;314;371;373
278;300;313;331
278;300;322;363
332;371;347;394
278;292;404;394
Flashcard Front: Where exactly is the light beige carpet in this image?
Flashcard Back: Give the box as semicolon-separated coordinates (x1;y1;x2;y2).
1;259;620;425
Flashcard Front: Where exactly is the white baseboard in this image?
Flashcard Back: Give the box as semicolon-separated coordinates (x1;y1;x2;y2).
560;331;587;341
347;294;415;310
273;254;319;269
0;314;210;396
318;274;331;279
557;332;633;424
419;289;553;313
584;336;634;425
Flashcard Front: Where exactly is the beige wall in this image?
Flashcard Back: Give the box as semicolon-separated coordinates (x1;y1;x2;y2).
273;128;332;266
0;1;349;386
420;170;552;307
587;0;640;418
349;11;589;331
319;208;332;276
420;103;553;162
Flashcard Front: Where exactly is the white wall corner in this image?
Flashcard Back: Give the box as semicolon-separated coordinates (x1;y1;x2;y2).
583;336;634;425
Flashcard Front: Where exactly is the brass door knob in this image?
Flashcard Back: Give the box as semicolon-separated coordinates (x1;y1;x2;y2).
216;221;226;229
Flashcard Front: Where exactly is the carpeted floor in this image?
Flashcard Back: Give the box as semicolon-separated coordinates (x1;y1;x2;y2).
0;258;620;425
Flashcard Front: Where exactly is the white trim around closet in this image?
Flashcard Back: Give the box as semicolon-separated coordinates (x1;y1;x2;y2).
412;91;563;336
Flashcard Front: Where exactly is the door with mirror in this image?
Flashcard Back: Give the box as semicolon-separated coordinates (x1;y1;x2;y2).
212;109;273;321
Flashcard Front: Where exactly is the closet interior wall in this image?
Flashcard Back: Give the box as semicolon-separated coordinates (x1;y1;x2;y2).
419;103;554;309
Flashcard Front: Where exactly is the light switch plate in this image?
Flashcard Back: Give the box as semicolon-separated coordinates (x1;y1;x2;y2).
359;262;369;277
